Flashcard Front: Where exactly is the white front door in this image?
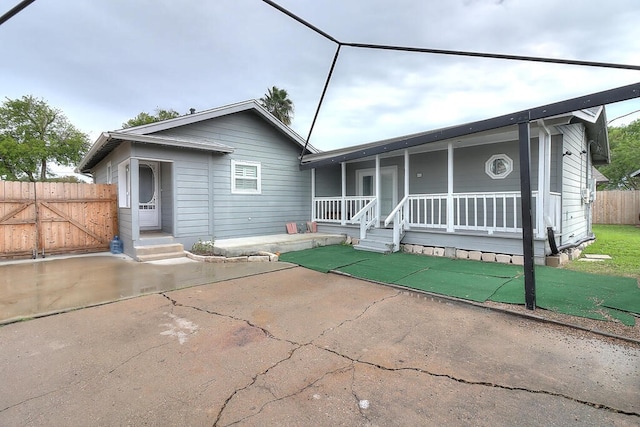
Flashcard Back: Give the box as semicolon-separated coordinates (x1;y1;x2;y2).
356;166;397;217
139;161;160;229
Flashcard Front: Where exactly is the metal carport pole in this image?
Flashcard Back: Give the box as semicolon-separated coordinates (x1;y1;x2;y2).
518;118;536;310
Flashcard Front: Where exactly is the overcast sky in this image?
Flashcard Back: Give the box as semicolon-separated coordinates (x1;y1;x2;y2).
1;0;639;157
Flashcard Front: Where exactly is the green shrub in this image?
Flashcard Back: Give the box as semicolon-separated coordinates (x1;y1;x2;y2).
191;239;215;256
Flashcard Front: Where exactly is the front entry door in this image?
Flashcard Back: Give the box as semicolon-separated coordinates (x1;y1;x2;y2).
139;161;160;229
356;166;397;217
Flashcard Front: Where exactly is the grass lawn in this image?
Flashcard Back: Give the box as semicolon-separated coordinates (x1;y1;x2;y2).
563;224;640;280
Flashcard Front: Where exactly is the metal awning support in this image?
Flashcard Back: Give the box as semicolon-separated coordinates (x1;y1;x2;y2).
518;119;536;310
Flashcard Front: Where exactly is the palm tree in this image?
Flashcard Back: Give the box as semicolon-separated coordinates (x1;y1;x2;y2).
259;86;294;126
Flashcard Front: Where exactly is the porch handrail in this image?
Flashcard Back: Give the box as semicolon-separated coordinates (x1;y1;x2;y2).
384;195;409;251
349;198;378;239
384;195;408;227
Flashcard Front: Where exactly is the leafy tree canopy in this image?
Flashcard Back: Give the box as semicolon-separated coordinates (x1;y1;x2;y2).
0;95;90;182
122;108;181;128
597;119;640;190
259;86;294;126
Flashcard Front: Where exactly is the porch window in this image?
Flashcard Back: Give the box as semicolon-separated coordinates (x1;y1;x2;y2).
485;154;513;179
231;160;261;194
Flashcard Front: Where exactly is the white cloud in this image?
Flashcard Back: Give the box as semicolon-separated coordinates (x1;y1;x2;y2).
0;0;638;153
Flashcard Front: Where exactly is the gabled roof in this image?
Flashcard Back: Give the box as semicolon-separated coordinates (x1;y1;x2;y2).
79;99;315;173
299;82;640;170
593;167;610;185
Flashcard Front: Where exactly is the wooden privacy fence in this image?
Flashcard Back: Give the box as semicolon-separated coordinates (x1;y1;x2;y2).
0;181;118;259
592;190;640;225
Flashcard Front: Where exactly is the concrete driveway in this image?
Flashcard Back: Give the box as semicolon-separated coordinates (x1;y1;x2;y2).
0;264;639;426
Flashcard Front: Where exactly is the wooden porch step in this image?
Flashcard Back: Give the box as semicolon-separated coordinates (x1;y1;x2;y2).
134;243;185;262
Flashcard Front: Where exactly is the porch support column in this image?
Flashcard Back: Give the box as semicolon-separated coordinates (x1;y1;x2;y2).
446;142;454;232
518;120;536;310
536;121;551;239
404;150;410;197
341;162;346;225
311;168;316;222
375;155;381;227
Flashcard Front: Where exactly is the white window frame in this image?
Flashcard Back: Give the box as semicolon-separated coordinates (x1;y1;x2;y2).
231;160;262;194
106;161;112;184
117;160;131;208
485;154;513;180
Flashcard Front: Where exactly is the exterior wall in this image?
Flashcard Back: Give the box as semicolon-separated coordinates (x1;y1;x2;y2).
320;135;563;198
557;123;591;246
156;110;311;241
92;143;135;256
315;165;341;197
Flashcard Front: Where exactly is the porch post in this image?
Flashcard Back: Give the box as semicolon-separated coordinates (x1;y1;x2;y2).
341;162;346;225
375;155;381;227
404;150;409;197
518;120;536;310
311;168;316;222
536;127;545;238
446;142;454;232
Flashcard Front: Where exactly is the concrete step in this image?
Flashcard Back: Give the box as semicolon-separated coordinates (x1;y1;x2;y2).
134;243;185;262
354;238;393;254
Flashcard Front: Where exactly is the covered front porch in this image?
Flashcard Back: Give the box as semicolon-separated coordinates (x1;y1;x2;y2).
308;123;561;258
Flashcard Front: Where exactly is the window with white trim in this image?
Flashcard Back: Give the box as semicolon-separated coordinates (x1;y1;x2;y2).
231;160;261;194
485;154;513;179
106;161;112;184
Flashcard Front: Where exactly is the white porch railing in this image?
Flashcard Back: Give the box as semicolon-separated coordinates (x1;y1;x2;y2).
384;195;409;251
314;191;562;236
407;193;448;229
349;198;378;239
313;196;375;223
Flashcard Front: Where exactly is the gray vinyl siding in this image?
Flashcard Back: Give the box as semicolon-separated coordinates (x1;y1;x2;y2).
156;111;311;240
314;165;341;196
557;123;590;246
409;151;447;194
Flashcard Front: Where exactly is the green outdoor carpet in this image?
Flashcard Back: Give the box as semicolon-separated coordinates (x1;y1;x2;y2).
281;245;640;325
490;278;636;326
395;269;513;302
429;257;523;278
279;245;376;273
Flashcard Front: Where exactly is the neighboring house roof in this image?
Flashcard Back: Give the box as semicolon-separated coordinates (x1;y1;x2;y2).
631;168;640;178
592;167;609;185
79;99;315;173
300;88;618;170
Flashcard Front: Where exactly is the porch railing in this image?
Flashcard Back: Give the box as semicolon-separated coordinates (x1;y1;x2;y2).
349;198;378;239
384;195;409;251
314;191;562;236
313;196;375;223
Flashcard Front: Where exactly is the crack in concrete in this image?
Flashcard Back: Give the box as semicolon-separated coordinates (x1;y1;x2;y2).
222;363;354;427
314;344;640;418
108;342;171;374
315;292;401;340
160;292;640;422
0;388;63;414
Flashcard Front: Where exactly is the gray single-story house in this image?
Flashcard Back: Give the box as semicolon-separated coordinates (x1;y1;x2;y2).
79;97;609;265
78;100;315;259
300;107;609;265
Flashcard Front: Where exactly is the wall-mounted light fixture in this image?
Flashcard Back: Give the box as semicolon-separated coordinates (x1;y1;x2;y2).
563;150;572;156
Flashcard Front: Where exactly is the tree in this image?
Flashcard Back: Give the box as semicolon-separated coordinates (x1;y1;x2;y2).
0;95;90;182
597;119;640;190
259;86;294;126
122;108;181;128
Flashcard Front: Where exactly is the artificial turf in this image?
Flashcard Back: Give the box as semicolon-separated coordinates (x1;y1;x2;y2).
280;244;640;325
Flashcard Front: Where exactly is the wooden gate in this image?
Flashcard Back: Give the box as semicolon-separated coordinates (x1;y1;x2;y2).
0;181;118;259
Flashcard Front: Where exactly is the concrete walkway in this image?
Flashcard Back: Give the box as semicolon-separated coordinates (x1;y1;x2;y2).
1;266;638;426
213;232;345;257
0;253;291;324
